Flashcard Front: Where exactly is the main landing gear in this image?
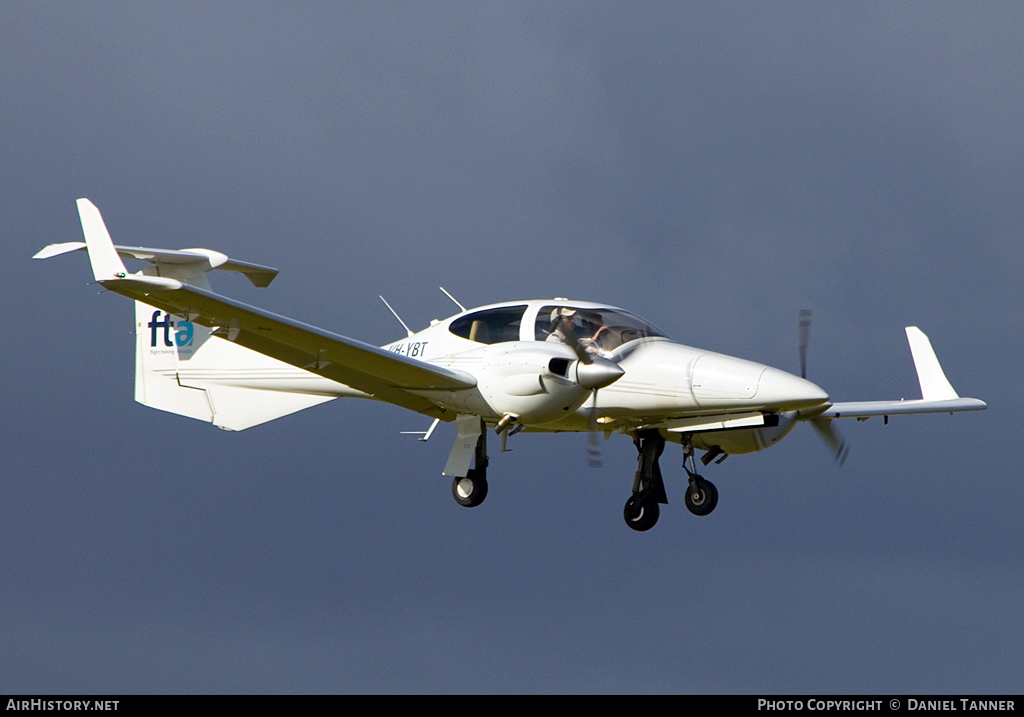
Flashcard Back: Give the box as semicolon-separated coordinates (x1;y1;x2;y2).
623;429;669;532
452;426;489;508
622;430;719;531
452;469;488;507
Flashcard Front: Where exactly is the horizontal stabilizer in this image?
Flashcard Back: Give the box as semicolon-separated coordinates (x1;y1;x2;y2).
32;242;89;260
34;206;279;288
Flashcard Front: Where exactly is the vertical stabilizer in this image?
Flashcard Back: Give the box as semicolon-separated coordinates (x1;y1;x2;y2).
76;198;128;280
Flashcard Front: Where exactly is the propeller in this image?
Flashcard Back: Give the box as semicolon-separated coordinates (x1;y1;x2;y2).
577;359;623;468
559;318;593;366
560;317;623;468
798;309;849;465
587;390;602;468
798;309;811;379
810;416;850;466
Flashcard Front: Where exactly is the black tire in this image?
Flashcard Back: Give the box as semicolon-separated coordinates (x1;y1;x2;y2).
452;469;488;508
623;494;660;532
684;477;718;517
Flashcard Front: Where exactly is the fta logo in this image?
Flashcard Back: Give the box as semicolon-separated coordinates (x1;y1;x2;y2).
148;310;194;348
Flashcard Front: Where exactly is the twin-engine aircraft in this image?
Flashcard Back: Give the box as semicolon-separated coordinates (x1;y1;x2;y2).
36;199;987;531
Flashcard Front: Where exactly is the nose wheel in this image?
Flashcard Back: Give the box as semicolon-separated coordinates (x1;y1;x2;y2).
682;435;718;516
684;477;718;516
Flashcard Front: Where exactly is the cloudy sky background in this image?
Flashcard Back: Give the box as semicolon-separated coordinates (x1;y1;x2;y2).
2;2;1021;692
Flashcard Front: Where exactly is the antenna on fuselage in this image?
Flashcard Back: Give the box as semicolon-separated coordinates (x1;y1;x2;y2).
439;286;466;312
379;295;414;337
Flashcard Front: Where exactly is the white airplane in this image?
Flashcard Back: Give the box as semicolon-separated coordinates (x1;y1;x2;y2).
35;199;987;531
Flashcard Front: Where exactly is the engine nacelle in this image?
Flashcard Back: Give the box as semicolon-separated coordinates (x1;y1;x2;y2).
474;343;594;425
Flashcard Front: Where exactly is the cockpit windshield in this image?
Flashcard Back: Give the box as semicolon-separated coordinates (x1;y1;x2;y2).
535;305;666;355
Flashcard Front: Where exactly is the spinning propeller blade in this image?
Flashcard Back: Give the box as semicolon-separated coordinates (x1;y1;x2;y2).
798;309;849;465
560;321;593;365
577;356;623;469
810;417;850;466
587;390;602;468
552;311;625;468
798;309;812;379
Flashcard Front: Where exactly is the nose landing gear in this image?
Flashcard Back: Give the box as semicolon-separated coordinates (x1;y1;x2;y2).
684;476;718;516
681;435;718;517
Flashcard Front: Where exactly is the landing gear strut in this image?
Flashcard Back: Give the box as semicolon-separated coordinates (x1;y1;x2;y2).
623;429;669;531
452;427;489;508
681;434;718;517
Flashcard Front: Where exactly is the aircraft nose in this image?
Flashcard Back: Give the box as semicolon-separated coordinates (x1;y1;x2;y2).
757;367;830;410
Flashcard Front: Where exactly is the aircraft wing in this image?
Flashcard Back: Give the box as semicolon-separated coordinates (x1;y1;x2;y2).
70;199;474;419
820;397;986;419
817;326;986;419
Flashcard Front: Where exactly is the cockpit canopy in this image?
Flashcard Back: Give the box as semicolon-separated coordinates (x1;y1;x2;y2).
536;305;666;353
449;305;527;344
446;302;666;350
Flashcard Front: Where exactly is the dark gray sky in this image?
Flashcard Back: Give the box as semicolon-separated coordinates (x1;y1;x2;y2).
3;2;1021;693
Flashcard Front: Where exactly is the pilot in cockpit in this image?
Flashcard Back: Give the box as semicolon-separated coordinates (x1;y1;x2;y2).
546;307;611;357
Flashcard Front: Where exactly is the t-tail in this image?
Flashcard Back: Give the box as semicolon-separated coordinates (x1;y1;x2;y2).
34;199;338;430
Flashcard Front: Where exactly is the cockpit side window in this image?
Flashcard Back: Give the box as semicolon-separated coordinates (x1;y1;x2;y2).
535;305;666;354
449;305;528;344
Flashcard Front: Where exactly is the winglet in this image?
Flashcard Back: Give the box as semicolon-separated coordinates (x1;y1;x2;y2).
76;198;128;281
905;327;959;401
